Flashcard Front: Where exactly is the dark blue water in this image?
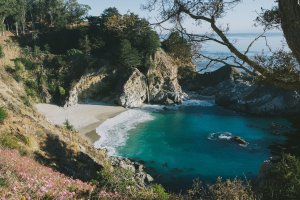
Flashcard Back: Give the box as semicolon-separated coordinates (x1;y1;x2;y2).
116;105;290;191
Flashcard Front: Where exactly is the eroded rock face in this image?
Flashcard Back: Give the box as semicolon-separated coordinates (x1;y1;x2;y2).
118;68;148;108
64;70;107;108
147;49;184;104
215;79;300;115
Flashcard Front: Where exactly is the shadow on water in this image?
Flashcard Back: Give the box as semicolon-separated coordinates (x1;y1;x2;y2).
35;132;103;182
269;116;300;158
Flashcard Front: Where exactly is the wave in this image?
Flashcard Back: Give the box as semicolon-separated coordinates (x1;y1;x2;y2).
208;132;233;141
94;109;154;155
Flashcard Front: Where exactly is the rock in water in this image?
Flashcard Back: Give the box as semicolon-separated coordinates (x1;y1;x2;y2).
231;136;247;145
118;68;148;108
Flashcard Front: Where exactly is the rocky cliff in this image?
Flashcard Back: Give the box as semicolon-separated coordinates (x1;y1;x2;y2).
118;68;148;108
64;69;108;107
64;49;186;108
192;66;300;115
147;49;184;104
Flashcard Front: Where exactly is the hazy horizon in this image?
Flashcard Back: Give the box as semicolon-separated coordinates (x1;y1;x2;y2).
79;0;281;33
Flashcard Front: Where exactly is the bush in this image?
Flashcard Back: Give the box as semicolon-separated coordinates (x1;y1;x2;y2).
97;167;136;194
0;107;7;123
0;45;4;58
0;133;27;155
64;119;75;131
162;31;192;62
258;154;300;200
119;39;141;68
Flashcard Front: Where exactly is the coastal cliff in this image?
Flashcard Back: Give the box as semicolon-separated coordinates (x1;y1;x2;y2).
64;49;186;108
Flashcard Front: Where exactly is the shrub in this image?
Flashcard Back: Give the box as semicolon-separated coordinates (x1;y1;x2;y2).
258;154;300;200
0;44;4;58
150;184;170;200
97;167;135;194
64;119;75;131
0;107;7;123
58;86;66;96
162;31;192;63
0;133;27;155
209;177;256;200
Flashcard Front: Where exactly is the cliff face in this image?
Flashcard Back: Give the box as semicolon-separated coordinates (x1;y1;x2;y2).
118;68;148;108
64;69;108;107
215;80;300;115
147;49;184;104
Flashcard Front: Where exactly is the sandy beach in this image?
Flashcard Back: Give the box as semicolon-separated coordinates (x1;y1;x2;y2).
35;103;126;143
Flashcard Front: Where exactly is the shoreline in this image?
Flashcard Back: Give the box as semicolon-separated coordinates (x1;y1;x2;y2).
35;103;126;144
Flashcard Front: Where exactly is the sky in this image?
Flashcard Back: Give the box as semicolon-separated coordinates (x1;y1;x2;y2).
78;0;279;33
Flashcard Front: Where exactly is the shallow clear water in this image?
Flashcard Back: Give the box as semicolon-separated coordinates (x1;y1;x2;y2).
116;105;289;191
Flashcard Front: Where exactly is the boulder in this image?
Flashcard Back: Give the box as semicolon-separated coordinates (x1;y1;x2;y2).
118;68;148;108
231;136;247;145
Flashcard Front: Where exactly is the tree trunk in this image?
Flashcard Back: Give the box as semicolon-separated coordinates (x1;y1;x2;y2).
15;22;19;36
278;0;300;64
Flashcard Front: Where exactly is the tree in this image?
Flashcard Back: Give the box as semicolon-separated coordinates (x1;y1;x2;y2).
144;0;300;89
278;0;300;64
119;39;141;68
162;31;192;62
0;0;17;35
65;0;90;27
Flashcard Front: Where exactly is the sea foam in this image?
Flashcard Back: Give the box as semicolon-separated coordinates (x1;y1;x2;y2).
94;109;154;155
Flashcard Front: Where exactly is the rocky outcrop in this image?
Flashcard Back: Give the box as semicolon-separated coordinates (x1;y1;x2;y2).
110;157;154;187
147;49;184;104
64;69;107;107
179;65;241;92
215;79;300;115
118;68;148;108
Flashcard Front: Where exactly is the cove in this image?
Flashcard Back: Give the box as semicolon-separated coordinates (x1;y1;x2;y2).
96;101;291;191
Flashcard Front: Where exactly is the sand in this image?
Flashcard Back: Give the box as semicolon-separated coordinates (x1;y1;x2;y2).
35;103;126;144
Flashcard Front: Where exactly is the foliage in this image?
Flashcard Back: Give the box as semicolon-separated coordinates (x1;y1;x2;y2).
0;133;27;155
64;119;75;131
96;167;136;194
258;154;300;200
119;39;141;68
0;106;7;123
0;45;5;58
162;31;192;63
186;178;256;200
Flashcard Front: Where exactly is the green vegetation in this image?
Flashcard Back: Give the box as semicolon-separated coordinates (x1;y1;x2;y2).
0;45;4;58
257;154;300;200
0;107;7;123
0;133;27;155
64;119;75;131
162;31;192;63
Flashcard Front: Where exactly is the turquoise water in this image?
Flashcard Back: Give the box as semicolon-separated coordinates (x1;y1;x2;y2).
116;105;289;191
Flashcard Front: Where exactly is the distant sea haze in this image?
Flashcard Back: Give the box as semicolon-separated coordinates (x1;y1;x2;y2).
194;32;286;72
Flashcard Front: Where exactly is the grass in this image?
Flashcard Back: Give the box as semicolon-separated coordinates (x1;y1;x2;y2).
0;133;28;156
